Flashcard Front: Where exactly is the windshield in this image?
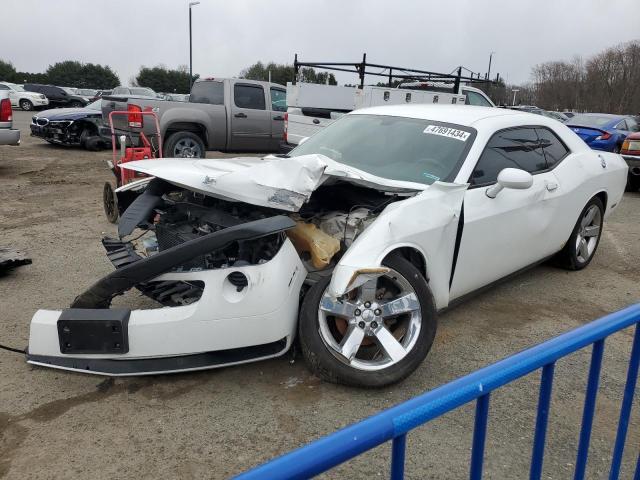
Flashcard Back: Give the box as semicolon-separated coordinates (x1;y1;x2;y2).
568;114;615;128
11;84;25;92
290;114;475;185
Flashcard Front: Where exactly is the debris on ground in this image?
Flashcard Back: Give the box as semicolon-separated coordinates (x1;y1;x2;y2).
0;246;32;273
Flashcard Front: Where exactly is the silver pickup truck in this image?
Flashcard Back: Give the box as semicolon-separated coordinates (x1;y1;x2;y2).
0;90;20;146
101;78;287;157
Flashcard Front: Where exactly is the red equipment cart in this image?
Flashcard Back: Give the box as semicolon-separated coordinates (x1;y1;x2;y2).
102;108;163;223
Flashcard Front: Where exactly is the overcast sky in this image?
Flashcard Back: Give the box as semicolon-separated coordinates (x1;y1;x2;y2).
2;0;640;86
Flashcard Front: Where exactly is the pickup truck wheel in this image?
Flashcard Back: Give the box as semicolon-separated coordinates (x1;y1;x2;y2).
164;132;205;158
20;99;33;111
298;254;437;388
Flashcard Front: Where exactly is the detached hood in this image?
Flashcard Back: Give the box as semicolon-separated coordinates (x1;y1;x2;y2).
36;107;100;121
120;154;427;211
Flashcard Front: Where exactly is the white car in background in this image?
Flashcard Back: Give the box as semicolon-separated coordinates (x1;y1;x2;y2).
27;105;627;387
0;82;49;111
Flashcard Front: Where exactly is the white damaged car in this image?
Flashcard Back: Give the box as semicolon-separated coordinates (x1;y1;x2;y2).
28;105;627;387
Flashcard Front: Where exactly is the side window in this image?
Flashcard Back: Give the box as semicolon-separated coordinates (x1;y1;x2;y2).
270;88;286;112
464;90;492;107
628;118;639;132
535;128;570;169
234;84;265;110
190;81;224;105
470;127;545;186
615;120;628;131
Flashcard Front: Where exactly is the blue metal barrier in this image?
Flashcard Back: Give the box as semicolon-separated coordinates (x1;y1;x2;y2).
235;304;640;480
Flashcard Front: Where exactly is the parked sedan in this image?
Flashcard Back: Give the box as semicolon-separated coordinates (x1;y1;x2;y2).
30;100;107;149
0;82;49;111
23;84;91;108
27;105;627;387
621;132;640;191
567;113;639;152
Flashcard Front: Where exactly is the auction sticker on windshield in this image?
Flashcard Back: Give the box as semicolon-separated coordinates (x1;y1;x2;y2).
423;125;470;142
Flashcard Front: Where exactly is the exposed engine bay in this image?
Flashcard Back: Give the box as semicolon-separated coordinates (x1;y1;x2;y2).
111;181;402;307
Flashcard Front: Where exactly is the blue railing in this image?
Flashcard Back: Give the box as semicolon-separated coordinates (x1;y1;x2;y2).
235;303;640;480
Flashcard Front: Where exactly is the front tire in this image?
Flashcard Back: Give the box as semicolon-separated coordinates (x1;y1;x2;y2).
556;197;604;270
299;254;437;388
20;99;33;111
163;131;205;158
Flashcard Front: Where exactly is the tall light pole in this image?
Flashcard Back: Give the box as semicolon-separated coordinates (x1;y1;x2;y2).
189;1;200;91
487;51;495;81
512;88;520;106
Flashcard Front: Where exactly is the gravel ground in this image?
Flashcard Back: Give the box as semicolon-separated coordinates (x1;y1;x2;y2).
0;110;638;479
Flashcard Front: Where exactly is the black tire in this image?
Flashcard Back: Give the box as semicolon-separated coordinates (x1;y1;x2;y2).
103;182;119;224
625;175;639;193
19;99;33;111
69;101;83;108
555;196;604;270
163;131;206;158
298;254;437;388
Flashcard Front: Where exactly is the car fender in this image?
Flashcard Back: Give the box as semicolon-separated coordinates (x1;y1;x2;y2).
327;182;467;310
161;108;211;142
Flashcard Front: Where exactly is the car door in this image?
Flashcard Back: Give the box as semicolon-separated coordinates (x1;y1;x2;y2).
269;87;287;150
230;82;271;151
449;127;563;299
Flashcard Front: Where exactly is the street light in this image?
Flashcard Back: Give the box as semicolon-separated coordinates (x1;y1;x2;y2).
189;1;200;91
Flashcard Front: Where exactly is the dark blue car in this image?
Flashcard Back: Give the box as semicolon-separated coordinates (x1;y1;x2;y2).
567;113;639;153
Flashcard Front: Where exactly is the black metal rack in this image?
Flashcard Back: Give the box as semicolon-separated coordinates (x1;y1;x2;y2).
293;53;500;93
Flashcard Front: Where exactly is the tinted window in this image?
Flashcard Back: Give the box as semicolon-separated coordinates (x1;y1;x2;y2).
270;88;286;112
190;81;224;105
536;128;569;168
234;84;265;110
464;90;492;107
291;115;475;185
615;120;628;130
470;128;545;185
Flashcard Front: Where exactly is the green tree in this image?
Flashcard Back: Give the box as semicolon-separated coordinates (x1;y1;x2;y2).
0;60;17;82
45;61;119;88
134;65;197;94
239;61;336;85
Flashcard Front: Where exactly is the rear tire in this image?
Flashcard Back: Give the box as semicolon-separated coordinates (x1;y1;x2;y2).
19;99;33;111
555;197;604;270
299;254;437;388
163;131;205;158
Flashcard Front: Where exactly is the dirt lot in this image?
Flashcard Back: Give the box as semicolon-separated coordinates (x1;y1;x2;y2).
0;110;639;479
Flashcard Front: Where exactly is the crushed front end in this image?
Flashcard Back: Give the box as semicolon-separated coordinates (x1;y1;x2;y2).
27;181;306;375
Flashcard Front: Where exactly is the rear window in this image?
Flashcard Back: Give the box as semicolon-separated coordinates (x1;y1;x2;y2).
568;115;614;128
190;81;224;105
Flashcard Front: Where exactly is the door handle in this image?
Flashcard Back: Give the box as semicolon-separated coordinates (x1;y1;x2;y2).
234;113;247;118
545;181;558;192
273;115;284;121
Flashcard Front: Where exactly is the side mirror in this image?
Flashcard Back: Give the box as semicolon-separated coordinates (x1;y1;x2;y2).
486;168;533;198
298;137;309;145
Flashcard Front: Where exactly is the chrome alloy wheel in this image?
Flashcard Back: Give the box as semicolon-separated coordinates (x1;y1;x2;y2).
575;204;601;263
174;138;202;158
317;268;422;371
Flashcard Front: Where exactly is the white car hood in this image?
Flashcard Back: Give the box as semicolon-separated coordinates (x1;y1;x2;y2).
120;154;428;211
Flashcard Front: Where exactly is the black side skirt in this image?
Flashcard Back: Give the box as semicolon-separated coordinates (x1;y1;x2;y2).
26;338;288;375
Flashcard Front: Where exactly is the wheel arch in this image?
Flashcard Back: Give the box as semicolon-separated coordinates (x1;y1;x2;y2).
382;246;428;282
163;122;208;147
593;190;608;211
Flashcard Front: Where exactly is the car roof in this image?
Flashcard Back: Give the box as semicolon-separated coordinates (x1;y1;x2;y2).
349;104;539;128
